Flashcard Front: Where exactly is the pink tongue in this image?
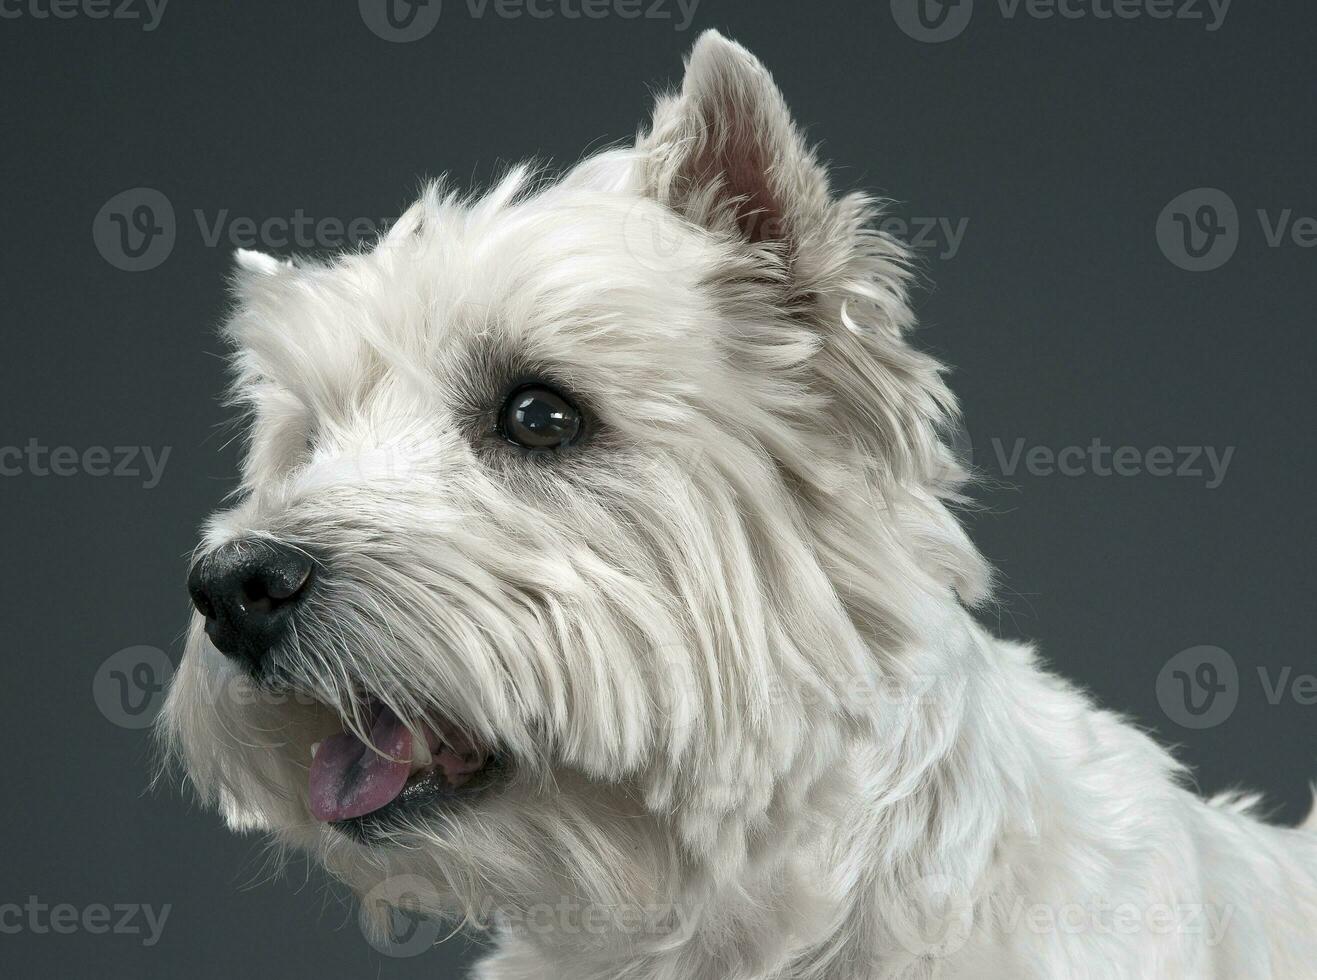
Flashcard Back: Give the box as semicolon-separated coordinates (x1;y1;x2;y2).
308;703;413;822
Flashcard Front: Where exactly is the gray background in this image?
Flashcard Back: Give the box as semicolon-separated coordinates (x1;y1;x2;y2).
2;0;1313;976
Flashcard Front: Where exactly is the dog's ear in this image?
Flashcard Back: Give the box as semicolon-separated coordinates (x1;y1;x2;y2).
637;31;835;280
639;33;990;611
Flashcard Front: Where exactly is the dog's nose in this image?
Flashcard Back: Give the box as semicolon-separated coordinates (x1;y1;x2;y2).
188;540;314;671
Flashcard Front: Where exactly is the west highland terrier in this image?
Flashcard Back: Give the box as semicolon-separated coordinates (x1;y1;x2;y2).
161;31;1316;979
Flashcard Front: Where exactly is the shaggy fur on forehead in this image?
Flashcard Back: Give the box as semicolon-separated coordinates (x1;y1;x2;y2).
161;30;1316;980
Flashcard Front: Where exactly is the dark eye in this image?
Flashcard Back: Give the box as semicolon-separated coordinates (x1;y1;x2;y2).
500;385;583;450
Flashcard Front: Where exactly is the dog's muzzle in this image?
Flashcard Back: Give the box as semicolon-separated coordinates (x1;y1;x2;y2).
187;538;506;840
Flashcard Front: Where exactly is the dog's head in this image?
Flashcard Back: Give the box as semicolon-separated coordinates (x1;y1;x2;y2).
161;31;987;950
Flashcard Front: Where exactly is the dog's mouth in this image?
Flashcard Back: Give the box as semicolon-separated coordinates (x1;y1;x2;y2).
307;700;501;834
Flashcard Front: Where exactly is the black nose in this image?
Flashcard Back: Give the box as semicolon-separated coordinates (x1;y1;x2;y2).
188;539;314;672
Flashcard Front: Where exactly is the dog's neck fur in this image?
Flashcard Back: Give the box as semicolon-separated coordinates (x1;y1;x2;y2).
478;604;1309;980
471;611;1053;978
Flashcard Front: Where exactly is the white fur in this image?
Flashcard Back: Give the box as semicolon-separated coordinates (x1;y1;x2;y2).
160;31;1317;979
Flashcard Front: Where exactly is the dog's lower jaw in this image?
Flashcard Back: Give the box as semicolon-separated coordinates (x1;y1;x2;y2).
471;618;1317;980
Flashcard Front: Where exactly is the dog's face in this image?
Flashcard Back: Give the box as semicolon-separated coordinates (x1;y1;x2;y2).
162;32;984;941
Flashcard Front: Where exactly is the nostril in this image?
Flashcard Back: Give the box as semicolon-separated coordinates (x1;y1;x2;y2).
240;559;313;616
242;579;276;616
247;563;309;608
263;561;313;603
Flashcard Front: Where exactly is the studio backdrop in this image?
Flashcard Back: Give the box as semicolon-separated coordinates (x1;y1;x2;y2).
1;1;1313;977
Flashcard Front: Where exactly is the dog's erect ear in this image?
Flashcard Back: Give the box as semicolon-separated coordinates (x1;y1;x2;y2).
637;33;987;610
637;31;834;265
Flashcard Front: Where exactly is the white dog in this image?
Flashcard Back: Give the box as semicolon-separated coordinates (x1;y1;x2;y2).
161;31;1316;979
